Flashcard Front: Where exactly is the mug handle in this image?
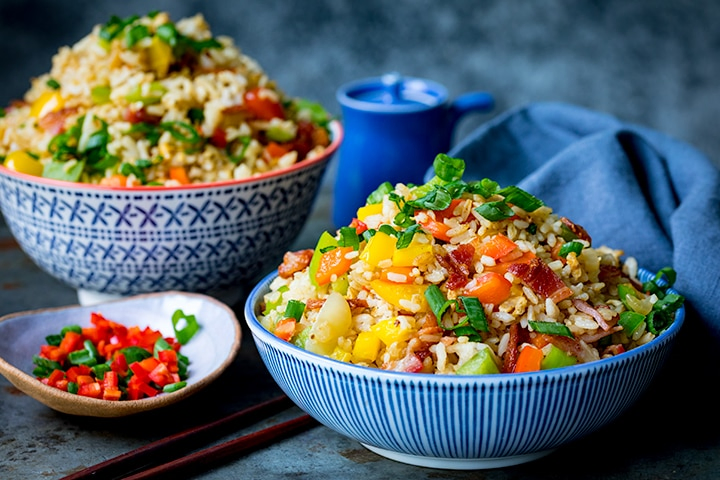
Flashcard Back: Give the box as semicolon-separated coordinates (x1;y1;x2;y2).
447;91;495;132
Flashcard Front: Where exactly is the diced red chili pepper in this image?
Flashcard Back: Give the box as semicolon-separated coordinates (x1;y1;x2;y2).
103;371;119;390
103;388;122;401
110;352;129;376
158;349;179;373
148;362;174;387
47;369;65;387
78;382;103;399
66;365;92;383
59;330;83;354
129;362;151;384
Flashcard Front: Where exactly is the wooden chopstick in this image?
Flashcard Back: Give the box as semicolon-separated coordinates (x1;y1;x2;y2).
62;394;308;480
123;413;317;480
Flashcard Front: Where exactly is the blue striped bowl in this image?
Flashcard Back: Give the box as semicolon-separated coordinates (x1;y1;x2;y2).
244;267;684;469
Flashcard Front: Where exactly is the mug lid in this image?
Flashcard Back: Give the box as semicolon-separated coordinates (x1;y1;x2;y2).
337;73;448;112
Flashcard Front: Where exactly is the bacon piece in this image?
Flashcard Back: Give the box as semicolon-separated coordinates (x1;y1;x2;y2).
38;107;78;134
277;249;313;278
572;299;612;330
507;258;573;303
580;326;622;344
598;264;623;283
547;336;599;363
305;297;367;311
437;243;475;290
124;107;162;124
502;323;529;373
561;217;591;244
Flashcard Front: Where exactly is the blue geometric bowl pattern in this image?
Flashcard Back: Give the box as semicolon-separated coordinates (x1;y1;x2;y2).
0;122;340;296
244;267;684;469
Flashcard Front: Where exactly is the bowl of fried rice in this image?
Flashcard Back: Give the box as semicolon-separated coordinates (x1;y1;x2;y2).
0;12;342;303
244;154;685;469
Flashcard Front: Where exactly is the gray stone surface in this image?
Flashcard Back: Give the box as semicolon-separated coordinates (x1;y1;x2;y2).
1;2;720;479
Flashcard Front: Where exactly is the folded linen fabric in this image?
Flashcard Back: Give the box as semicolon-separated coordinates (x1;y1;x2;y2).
443;102;720;346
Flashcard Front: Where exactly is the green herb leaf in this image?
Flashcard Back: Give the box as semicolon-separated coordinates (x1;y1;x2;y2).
474;200;515;221
367;182;393;204
338;226;360;250
528;321;574;338
459;296;489;333
433;154;465;182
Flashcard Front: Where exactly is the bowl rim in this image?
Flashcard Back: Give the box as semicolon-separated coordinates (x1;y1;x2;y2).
0;120;343;191
244;267;685;385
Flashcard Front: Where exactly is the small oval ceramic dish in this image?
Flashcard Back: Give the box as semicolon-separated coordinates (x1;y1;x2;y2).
0;120;341;305
0;291;241;417
245;267;684;470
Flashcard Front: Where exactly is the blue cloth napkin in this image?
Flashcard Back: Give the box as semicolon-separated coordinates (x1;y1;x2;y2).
444;102;720;346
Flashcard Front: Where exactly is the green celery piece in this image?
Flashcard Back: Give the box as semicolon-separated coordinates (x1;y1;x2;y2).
292;327;311;349
331;274;349;295
540;345;577;370
456;348;500;375
42;159;86;182
266;124;295;142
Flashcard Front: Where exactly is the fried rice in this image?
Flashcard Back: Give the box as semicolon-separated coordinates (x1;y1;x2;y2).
0;11;331;186
259;154;684;374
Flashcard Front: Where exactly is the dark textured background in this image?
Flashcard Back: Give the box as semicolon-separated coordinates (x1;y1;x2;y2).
1;0;719;168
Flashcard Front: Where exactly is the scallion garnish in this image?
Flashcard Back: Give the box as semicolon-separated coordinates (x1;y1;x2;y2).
172;309;200;345
558;240;584;258
46;78;61;90
160;121;202;144
459;296;489;333
284;300;306;321
497;185;544;212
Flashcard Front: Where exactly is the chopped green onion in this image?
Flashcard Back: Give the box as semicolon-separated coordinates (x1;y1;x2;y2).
67;382;79;394
91;363;111;379
125;24;150;47
425;285;453;321
99;14;139;43
45;334;63;347
67;348;97;366
188;107;204;124
172;309;200;345
32;355;63;377
474;200;515;222
558;240;584;258
528;321;574;338
497;185;544;212
559;224;578;242
160;121;202;144
163;381;187;393
153;337;173;357
619;311;645;336
46;78;61;90
119;345;152;364
284;300;306;321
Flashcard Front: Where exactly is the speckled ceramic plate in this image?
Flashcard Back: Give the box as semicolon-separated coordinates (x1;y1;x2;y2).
0;291;241;417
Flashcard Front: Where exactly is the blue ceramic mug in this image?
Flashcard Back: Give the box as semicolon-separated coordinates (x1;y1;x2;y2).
333;73;494;228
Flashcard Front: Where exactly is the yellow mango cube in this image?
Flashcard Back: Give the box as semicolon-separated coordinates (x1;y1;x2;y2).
352;331;381;363
330;347;352;363
359;231;397;267
30;91;63;119
392;236;433;267
356;203;383;222
370;280;429;313
371;318;412;345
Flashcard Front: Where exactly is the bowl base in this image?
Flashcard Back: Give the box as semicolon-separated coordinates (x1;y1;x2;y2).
77;286;245;308
361;444;555;470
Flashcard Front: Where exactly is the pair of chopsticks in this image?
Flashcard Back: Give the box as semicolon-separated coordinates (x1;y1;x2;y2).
61;395;317;480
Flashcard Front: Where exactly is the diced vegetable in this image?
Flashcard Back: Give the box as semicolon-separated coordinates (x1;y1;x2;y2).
33;311;196;401
456;348;500;375
462;272;512;306
513;345;543;373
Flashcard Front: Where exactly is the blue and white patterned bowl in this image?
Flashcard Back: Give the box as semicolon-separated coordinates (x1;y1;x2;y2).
0;121;342;301
244;267;684;470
